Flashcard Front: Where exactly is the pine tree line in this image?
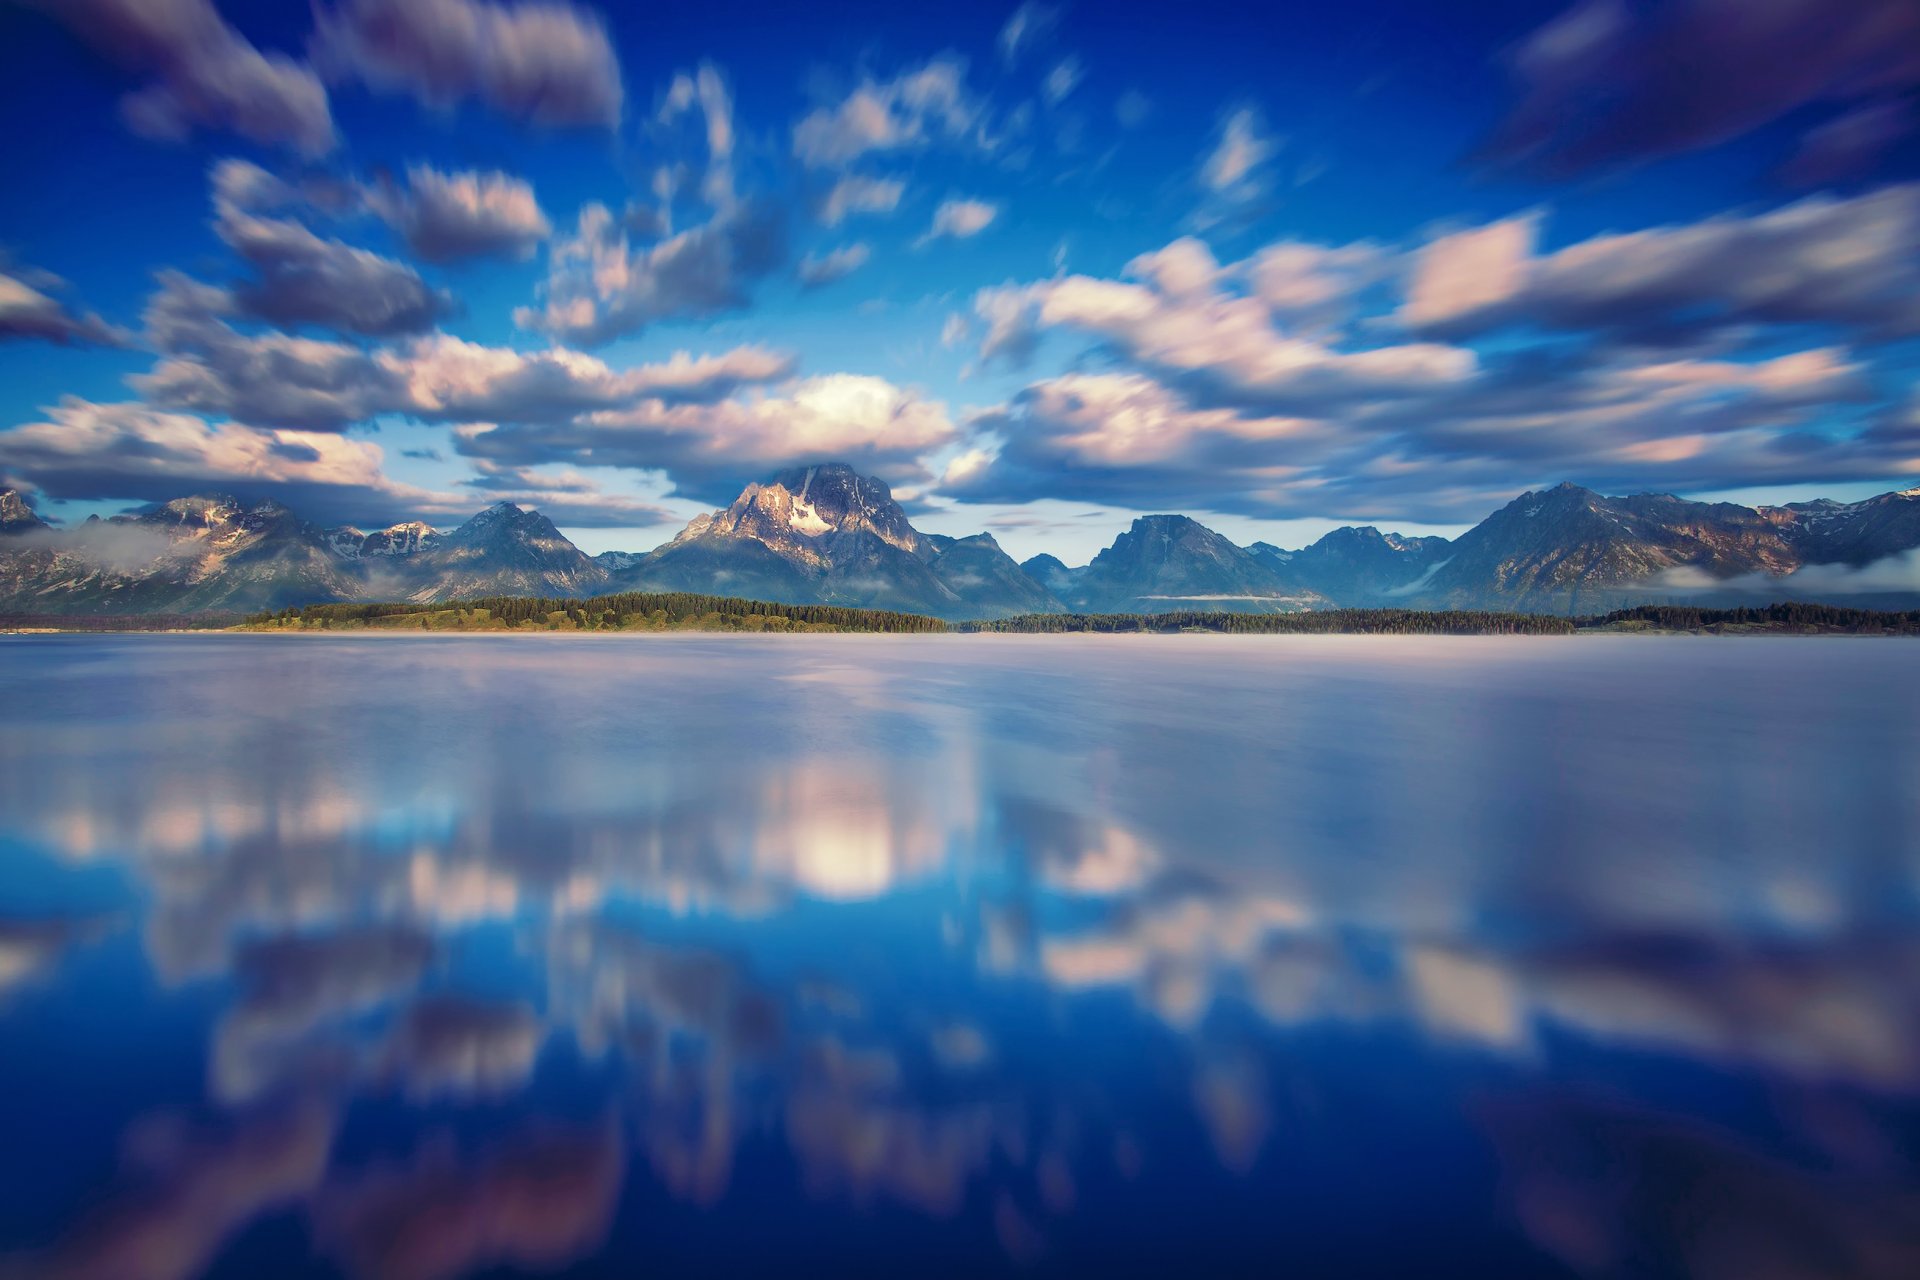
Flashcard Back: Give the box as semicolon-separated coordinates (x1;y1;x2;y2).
245;591;949;634
958;609;1579;635
238;596;1920;637
1586;603;1920;633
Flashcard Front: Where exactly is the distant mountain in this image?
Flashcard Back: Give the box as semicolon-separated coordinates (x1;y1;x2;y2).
329;521;439;560
1269;526;1453;604
1765;489;1920;566
926;533;1060;617
410;502;607;601
0;492;608;615
1;489;50;536
611;464;1062;619
1411;483;1920;610
1019;553;1078;598
0;494;360;615
5;475;1919;618
1066;515;1327;613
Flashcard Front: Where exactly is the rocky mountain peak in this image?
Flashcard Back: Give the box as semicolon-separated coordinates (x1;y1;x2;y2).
136;494;245;526
768;462;926;554
0;488;49;534
329;520;441;560
675;462;929;561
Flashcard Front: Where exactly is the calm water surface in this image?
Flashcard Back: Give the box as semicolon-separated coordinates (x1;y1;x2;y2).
1;634;1917;1278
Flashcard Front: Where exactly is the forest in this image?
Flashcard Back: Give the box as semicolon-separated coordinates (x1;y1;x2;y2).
229;596;1920;636
242;592;950;633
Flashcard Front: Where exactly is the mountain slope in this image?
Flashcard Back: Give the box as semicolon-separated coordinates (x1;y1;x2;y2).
6;478;1920;618
1418;483;1808;609
1;489;49;536
1070;515;1326;613
1765;489;1920;566
405;503;608;601
0;495;361;615
1278;526;1453;603
928;534;1062;618
612;463;1058;620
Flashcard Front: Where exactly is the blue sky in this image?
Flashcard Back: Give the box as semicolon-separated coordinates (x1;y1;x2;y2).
1;0;1917;561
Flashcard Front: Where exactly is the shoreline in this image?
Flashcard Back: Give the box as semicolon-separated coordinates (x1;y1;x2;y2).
7;599;1917;640
6;625;1917;640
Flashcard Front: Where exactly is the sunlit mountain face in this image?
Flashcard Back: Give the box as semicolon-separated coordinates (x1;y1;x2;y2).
2;0;1920;573
1;635;1916;1277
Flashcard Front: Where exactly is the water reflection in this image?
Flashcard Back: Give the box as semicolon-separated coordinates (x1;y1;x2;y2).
0;634;1916;1277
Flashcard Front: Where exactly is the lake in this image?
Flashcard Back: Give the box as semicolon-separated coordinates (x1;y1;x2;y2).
1;634;1916;1279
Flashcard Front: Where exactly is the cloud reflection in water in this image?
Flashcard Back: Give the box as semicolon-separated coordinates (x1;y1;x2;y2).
0;634;1915;1277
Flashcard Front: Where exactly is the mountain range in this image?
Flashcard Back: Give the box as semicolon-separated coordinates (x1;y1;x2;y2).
3;465;1919;618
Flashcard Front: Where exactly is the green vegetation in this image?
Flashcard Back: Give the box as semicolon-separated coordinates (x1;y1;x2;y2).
964;602;1920;634
241;591;949;634
958;608;1578;634
16;596;1907;638
0;612;244;631
1580;603;1920;634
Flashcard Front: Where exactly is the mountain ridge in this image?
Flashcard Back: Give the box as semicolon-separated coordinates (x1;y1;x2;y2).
4;470;1919;618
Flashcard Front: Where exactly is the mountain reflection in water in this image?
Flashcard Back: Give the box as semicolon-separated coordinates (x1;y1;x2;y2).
0;634;1916;1279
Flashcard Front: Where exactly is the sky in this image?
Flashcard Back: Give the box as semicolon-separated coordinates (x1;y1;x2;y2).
0;0;1917;562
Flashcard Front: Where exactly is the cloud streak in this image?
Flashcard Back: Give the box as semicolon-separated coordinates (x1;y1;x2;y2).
312;0;625;128
20;0;335;154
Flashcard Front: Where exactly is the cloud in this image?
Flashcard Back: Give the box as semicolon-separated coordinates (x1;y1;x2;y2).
1403;186;1920;343
1483;0;1920;176
209;156;549;265
209;158;309;214
1192;105;1280;226
997;3;1061;69
817;175;905;227
948;205;1920;520
1488;1094;1920;1280
973;241;1473;413
134;271;401;430
214;924;436;1102
136;277;795;431
392;335;797;419
1648;546;1920;598
312;0;624;128
1043;55;1085;106
920;198;1000;245
1201;106;1278;197
657;62;736;208
946;370;1338;511
215;203;453;338
0;396;465;527
453;372;959;504
1781;101;1918;186
19;0;335;155
792;56;982;169
364;165;551;263
313;1121;624;1280
1246;240;1394;325
797;243;871;289
10;1103;336;1280
516;200;786;346
0;916;109;1001
953;240;1897;521
0;268;130;346
380;995;544;1099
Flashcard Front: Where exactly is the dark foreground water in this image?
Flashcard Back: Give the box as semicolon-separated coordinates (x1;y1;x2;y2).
0;634;1916;1279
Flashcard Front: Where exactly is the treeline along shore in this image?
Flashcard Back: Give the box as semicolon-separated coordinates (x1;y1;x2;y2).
7;597;1918;636
209;596;1920;636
